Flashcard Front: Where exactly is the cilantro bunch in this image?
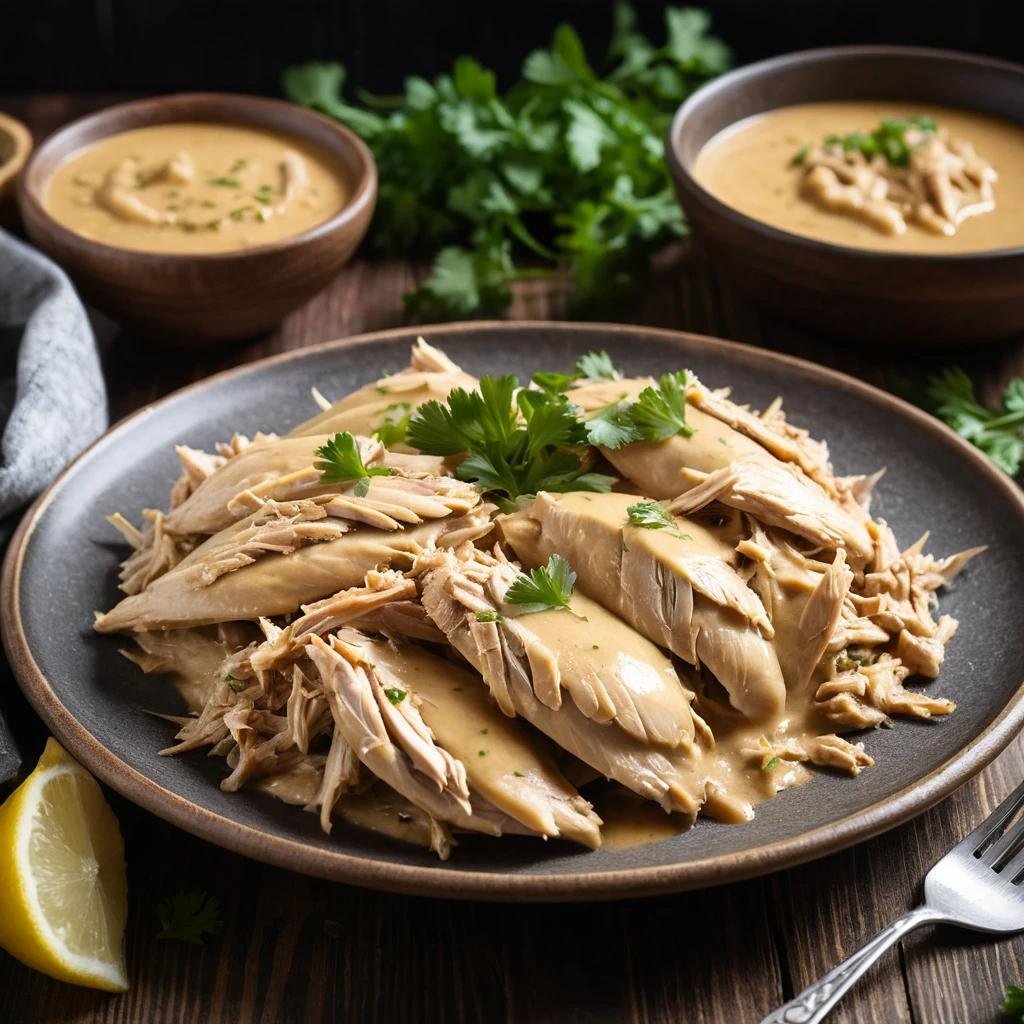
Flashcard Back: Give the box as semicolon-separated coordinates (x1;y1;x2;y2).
926;367;1024;476
283;4;730;317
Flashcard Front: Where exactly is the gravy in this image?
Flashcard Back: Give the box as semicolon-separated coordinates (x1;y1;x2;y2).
694;102;1024;253
45;122;350;253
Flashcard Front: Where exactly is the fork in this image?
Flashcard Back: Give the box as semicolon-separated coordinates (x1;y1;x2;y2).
759;779;1024;1023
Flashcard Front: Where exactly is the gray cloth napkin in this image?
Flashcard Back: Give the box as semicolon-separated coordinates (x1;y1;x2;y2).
1;228;108;782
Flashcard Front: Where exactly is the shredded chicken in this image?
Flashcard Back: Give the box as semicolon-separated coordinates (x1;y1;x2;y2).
97;340;979;858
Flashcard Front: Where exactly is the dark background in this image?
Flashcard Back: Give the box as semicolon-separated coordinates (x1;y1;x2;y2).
0;0;1020;97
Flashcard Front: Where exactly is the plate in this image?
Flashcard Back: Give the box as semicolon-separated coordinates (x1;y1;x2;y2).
4;322;1024;901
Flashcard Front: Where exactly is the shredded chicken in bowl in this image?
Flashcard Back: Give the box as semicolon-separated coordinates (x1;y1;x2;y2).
95;339;981;858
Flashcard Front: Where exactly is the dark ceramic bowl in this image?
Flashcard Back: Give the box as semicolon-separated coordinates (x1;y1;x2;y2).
18;93;377;344
667;46;1024;345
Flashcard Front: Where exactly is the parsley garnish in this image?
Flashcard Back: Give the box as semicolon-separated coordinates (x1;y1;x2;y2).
474;611;503;623
372;402;412;447
628;371;693;441
156;888;223;945
505;554;583;617
626;500;675;530
1002;985;1024;1020
384;687;406;705
583;400;640;449
314;432;396;488
207;176;241;188
229;159;247;174
512;770;525;778
805;116;937;168
406;376;614;498
763;756;781;772
283;5;730;317
575;350;622;382
926;367;1024;476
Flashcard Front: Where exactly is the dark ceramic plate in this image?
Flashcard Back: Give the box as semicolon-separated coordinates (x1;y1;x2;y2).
4;323;1024;901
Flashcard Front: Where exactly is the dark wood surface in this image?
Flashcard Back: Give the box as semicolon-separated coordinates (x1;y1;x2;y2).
3;93;1024;1024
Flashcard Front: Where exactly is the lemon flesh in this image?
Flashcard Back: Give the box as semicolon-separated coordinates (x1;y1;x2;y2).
0;738;128;991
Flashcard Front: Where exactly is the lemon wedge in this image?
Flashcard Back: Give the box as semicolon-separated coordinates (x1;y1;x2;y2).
0;738;128;991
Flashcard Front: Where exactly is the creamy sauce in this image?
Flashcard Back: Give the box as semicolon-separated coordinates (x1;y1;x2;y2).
694;102;1024;253
45;122;350;253
596;788;689;849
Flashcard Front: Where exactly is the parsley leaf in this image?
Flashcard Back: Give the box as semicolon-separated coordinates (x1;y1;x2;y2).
763;756;782;772
406;376;614;498
627;371;694;441
505;555;581;616
1002;984;1024;1020
156;888;223;945
803;115;937;168
383;687;407;705
576;350;623;382
283;5;730;318
926;368;1024;476
584;401;640;449
314;432;396;485
626;500;675;530
372;402;412;447
475;611;503;622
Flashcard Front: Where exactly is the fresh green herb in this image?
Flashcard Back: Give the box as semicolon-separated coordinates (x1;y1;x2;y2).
314;431;397;486
407;376;614;498
531;371;579;395
583;400;640;449
1002;984;1024;1020
505;554;580;616
805;116;937;168
480;728;489;735
478;749;487;757
512;770;525;778
575;350;622;382
474;611;503;623
626;500;676;530
628;371;693;441
229;159;247;174
205;219;222;231
229;206;252;221
621;539;630;552
156;888;223;945
224;674;237;682
384;687;407;705
791;144;809;166
371;402;412;447
926;367;1024;476
763;756;782;772
226;678;245;694
283;5;730;318
208;176;241;188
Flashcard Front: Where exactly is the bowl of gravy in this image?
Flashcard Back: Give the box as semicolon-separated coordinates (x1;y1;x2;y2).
667;47;1024;344
19;93;376;343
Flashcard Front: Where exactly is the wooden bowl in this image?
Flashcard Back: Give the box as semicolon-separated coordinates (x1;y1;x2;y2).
17;93;377;344
667;47;1024;345
0;110;32;226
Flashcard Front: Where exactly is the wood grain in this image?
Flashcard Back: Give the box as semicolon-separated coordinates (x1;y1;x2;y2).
1;93;1023;1024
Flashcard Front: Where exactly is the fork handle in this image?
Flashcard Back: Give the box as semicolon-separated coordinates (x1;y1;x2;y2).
758;905;948;1024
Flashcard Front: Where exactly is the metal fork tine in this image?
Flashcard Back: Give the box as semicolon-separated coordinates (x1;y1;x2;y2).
983;812;1024;869
958;779;1024;858
998;843;1024;887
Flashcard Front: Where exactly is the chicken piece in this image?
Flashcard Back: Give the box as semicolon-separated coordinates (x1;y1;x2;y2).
278;149;310;204
500;492;785;721
94;505;495;633
95;159;165;225
342;631;602;848
418;547;709;815
163;433;451;537
288;338;477;442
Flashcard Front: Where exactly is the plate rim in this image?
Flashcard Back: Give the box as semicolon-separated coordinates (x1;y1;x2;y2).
4;320;1024;902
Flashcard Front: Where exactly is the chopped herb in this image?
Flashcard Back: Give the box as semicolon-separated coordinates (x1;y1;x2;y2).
621;539;630;552
505;554;580;616
205;219;222;231
201;199;216;209
223;674;237;681
384;687;406;705
926;367;1024;476
474;610;503;623
791;144;809;165
208;176;242;188
407;375;614;499
227;679;245;694
478;749;487;757
626;500;675;530
763;756;781;771
229;206;253;221
512;770;525;778
156;888;223;945
592;644;600;650
810;115;937;168
314;431;396;485
372;402;413;447
628;371;693;441
480;728;489;735
229;158;247;174
353;477;371;497
584;400;640;449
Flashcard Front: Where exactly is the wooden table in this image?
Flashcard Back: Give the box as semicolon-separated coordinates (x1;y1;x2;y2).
3;94;1024;1024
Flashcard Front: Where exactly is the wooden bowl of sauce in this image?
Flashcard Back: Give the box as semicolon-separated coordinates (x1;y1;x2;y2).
667;47;1024;345
18;94;377;343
